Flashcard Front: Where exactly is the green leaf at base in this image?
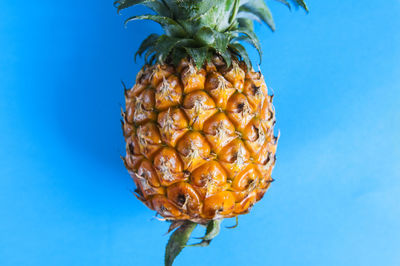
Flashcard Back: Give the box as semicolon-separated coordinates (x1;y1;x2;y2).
226;216;239;229
202;219;222;240
186;219;222;247
165;221;197;266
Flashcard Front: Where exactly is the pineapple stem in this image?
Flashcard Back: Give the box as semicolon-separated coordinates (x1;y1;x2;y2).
165;221;197;266
165;219;224;266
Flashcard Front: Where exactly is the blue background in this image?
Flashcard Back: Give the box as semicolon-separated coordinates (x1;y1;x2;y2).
1;1;399;265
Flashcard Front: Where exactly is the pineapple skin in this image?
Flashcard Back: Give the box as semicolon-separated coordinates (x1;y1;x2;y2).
122;57;278;224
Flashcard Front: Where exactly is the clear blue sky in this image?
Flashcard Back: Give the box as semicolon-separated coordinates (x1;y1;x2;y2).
1;1;399;265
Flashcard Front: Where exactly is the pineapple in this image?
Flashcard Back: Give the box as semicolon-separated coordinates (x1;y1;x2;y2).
116;0;307;265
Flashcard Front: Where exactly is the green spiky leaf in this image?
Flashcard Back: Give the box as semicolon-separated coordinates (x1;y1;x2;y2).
194;27;216;46
219;49;232;67
194;26;232;65
291;0;309;12
229;42;251;68
237;10;262;22
237;18;254;31
135;33;159;61
165;221;197;266
273;0;291;10
231;27;262;62
154;35;181;63
114;0;149;13
170;47;188;66
239;0;275;31
198;0;238;32
185;47;209;69
144;44;157;64
117;0;308;67
124;15;186;37
218;0;238;30
229;0;241;26
162;38;197;62
115;0;170;16
145;35;197;63
165;0;216;20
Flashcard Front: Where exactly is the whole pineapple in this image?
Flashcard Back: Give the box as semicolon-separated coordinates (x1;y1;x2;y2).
117;0;307;265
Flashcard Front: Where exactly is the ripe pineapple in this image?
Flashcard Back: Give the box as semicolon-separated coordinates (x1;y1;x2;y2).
116;0;307;265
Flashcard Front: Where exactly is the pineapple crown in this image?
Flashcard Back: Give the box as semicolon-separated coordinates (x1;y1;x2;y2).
115;0;307;68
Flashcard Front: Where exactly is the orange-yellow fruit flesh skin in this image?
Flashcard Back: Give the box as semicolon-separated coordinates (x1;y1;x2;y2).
123;58;278;224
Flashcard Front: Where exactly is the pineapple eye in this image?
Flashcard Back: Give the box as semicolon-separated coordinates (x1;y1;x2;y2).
251;85;260;95
199;174;212;186
252;125;260;139
262;152;272;165
138;73;146;84
244;179;251;189
229;151;238;163
141;171;148;179
176;194;186;207
237;102;245;111
268;110;274;120
128;143;135;154
246;179;256;190
183;170;190;178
